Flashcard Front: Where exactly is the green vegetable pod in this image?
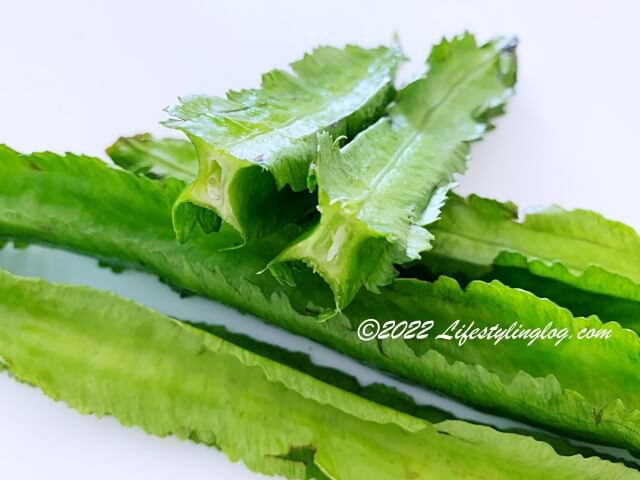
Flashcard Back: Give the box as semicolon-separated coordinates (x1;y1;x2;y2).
165;44;402;245
0;268;636;479
106;133;198;181
268;34;518;311
2;146;640;452
409;193;640;333
106;135;640;333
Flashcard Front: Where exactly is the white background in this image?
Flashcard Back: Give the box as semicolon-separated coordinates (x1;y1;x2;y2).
1;1;639;478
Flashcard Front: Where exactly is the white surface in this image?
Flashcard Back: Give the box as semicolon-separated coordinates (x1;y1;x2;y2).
1;0;639;478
